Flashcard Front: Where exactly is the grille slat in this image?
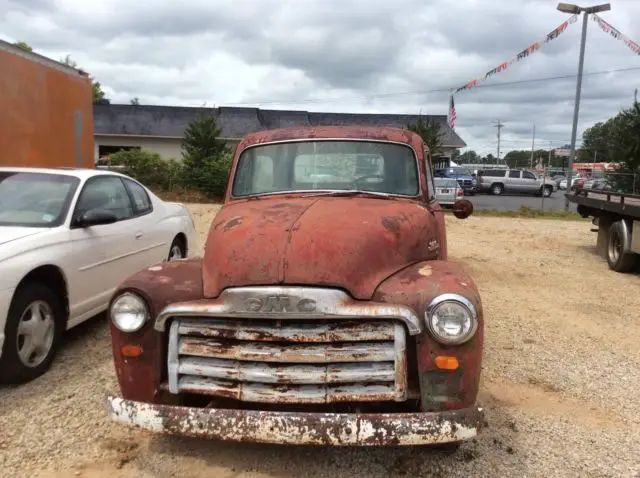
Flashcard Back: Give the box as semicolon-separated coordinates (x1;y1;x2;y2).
178;357;396;384
178;377;398;404
178;337;396;363
178;318;395;342
167;317;408;403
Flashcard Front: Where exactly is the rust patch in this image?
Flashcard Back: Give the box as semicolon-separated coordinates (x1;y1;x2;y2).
382;216;401;239
223;216;244;231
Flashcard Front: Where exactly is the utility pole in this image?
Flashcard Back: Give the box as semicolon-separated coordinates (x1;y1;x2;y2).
530;123;536;169
493;120;504;163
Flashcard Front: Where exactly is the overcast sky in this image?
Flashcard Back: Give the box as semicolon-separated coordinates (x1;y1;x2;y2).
2;0;639;156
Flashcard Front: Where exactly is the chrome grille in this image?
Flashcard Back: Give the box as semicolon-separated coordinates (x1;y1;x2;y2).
166;317;408;404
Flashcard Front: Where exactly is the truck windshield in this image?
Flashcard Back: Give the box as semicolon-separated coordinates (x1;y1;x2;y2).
0;172;80;227
231;140;420;197
452;168;473;176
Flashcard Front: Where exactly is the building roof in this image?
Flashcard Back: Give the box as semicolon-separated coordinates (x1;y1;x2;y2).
93;104;466;148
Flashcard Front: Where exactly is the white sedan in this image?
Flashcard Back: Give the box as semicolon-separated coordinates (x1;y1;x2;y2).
0;167;197;384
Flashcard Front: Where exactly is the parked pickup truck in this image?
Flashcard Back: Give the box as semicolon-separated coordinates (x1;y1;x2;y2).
569;189;640;273
434;167;477;195
104;126;486;448
477;168;557;197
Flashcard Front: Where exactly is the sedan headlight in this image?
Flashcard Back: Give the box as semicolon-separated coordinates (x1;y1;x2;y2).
426;294;478;345
110;292;149;332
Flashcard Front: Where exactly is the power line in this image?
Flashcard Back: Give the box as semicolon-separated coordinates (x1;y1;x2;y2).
223;66;640;107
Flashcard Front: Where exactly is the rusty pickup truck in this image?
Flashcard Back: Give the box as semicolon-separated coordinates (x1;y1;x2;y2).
105;126;486;447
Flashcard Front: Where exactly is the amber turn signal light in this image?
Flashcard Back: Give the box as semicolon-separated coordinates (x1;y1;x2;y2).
435;356;459;370
121;344;143;358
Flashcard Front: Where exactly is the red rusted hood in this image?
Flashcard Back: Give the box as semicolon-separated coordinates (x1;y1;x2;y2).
202;196;440;300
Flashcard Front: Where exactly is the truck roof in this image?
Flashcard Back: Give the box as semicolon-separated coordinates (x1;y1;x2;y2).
236;125;425;151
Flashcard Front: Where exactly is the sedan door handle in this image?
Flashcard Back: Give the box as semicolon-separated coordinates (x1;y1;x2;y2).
135;232;143;239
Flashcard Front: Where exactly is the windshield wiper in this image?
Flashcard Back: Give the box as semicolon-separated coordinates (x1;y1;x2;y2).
301;190;395;199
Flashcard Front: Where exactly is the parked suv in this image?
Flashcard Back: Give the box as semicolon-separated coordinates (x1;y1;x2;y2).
434;167;477;195
477;169;557;197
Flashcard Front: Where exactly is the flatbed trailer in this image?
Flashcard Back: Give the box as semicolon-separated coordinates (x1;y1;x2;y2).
568;189;640;273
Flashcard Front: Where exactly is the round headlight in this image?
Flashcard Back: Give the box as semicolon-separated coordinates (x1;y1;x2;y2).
110;292;149;332
426;294;478;345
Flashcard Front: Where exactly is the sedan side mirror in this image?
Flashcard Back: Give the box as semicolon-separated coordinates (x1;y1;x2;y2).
76;208;118;227
452;199;473;219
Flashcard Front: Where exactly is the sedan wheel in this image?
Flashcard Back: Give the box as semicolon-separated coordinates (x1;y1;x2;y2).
17;300;56;368
0;282;63;384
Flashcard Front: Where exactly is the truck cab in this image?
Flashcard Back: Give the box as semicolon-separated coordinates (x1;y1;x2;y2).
104;126;485;447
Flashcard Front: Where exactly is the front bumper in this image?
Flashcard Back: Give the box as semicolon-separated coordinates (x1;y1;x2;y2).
105;394;485;446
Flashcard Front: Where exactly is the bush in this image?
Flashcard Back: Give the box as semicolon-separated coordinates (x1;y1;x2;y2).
182;149;232;197
107;149;181;190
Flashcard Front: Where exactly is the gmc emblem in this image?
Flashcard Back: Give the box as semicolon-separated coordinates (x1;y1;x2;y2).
245;295;317;313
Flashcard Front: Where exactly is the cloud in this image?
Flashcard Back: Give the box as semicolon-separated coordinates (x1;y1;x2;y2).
2;0;639;155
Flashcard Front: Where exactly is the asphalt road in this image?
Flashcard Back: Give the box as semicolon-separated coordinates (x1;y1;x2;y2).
468;190;577;212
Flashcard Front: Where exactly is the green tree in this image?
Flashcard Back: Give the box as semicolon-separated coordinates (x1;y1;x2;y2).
581;120;615;162
60;54;108;104
130;97;140;105
606;100;640;193
406;116;442;156
458;150;479;164
13;41;33;52
181;113;231;197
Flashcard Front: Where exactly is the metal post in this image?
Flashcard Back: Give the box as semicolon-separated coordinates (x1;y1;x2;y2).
530;124;536;169
542;148;552;211
565;11;590;211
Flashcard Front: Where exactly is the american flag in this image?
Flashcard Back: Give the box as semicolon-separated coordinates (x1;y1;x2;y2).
448;95;456;129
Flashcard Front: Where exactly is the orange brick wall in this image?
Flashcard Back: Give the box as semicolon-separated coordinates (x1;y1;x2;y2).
0;47;95;168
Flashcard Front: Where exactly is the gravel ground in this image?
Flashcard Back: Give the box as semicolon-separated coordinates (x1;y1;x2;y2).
1;204;639;478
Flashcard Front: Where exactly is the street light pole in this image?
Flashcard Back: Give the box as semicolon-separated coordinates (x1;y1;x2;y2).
557;2;611;211
564;12;589;210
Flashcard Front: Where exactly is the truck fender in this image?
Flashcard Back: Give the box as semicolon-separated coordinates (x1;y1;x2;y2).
373;260;484;410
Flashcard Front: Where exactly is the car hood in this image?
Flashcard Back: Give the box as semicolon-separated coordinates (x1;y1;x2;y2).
202;196;440;300
0;226;45;247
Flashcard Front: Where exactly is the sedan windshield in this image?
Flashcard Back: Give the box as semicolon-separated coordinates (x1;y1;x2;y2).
0;172;80;227
231;140;420;197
